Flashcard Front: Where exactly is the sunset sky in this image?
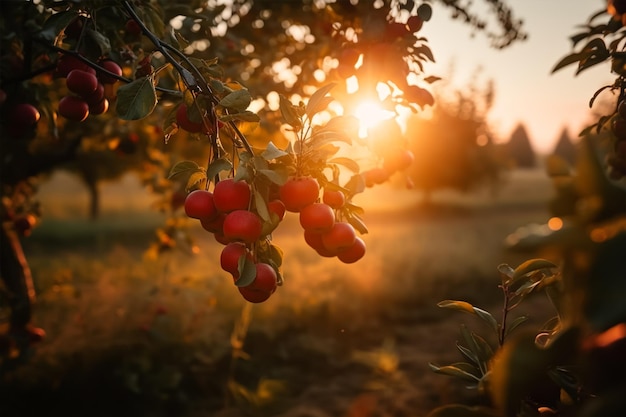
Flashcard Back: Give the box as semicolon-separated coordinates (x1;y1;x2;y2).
421;0;612;153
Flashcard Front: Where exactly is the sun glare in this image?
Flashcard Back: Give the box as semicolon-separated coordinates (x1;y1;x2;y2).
353;100;395;138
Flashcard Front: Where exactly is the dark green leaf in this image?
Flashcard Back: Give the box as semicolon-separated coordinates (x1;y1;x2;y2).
269;244;284;269
168;160;201;179
346;212;368;234
235;255;256;287
473;307;499;334
186;171;207;191
254;189;271;223
505;316;529;337
207;158;232;181
116;76;157;120
39;10;79;41
219;89;252;113
257;169;288;186
305;83;336;119
279;95;302;129
220;111;260;123
456;342;480;367
429;363;480;382
551;51;587;73
85;28;111;57
261;142;289;160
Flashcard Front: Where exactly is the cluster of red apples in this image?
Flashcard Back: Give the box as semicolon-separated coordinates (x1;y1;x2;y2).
184;176;365;303
54;54;122;122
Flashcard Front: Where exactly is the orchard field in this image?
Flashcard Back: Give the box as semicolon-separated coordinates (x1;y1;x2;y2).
1;166;556;417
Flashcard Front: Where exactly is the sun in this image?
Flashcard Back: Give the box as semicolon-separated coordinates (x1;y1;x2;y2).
353;100;395;138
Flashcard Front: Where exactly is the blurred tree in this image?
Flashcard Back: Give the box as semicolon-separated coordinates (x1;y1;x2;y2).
551;127;577;167
505;123;536;168
403;77;504;201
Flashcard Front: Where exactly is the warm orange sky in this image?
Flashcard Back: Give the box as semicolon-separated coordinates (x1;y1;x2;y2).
421;0;611;154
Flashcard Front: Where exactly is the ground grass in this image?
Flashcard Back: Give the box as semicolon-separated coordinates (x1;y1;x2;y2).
0;168;558;417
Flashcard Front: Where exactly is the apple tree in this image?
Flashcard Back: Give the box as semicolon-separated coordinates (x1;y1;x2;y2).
0;0;527;356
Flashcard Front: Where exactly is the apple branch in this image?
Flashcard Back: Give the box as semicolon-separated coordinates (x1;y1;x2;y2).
121;0;255;157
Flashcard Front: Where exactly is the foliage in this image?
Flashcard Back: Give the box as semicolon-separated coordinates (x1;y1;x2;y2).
428;3;626;416
505;124;536;169
403;77;504;197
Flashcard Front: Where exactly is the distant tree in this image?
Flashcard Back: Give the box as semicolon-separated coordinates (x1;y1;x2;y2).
506;123;536;168
551;127;578;166
403;77;505;200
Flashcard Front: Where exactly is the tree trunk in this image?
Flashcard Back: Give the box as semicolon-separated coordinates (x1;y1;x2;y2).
88;180;100;221
0;222;35;330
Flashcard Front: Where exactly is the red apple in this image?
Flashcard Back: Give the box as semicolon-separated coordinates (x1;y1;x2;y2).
58;96;89;121
66;69;99;96
97;60;123;84
337;237;366;264
322;189;345;209
223;210;262;244
279;177;319;212
299;203;335;233
184;189;218;220
213;178;251;213
321;222;356;252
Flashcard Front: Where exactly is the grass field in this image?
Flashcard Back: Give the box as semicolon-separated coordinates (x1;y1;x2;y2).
0;168;559;417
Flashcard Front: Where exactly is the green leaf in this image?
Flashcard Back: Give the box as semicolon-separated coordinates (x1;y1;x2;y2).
308;131;352;148
279;94;302;129
219;89;252;112
328;157;360;173
220;111;260;123
269;244;284;269
186;171;207;191
551;51;587;73
39;10;79;41
473;307;499;334
346;212;368;234
305;83;336;119
257;169;288;186
254;190;271;223
428;363;480;383
456;343;480;367
207;158;232;181
504;316;529;338
438;300;475;314
116;76;157;120
168;160;201;179
512;259;557;281
235;255;256;287
85;28;111;57
261;142;289;160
